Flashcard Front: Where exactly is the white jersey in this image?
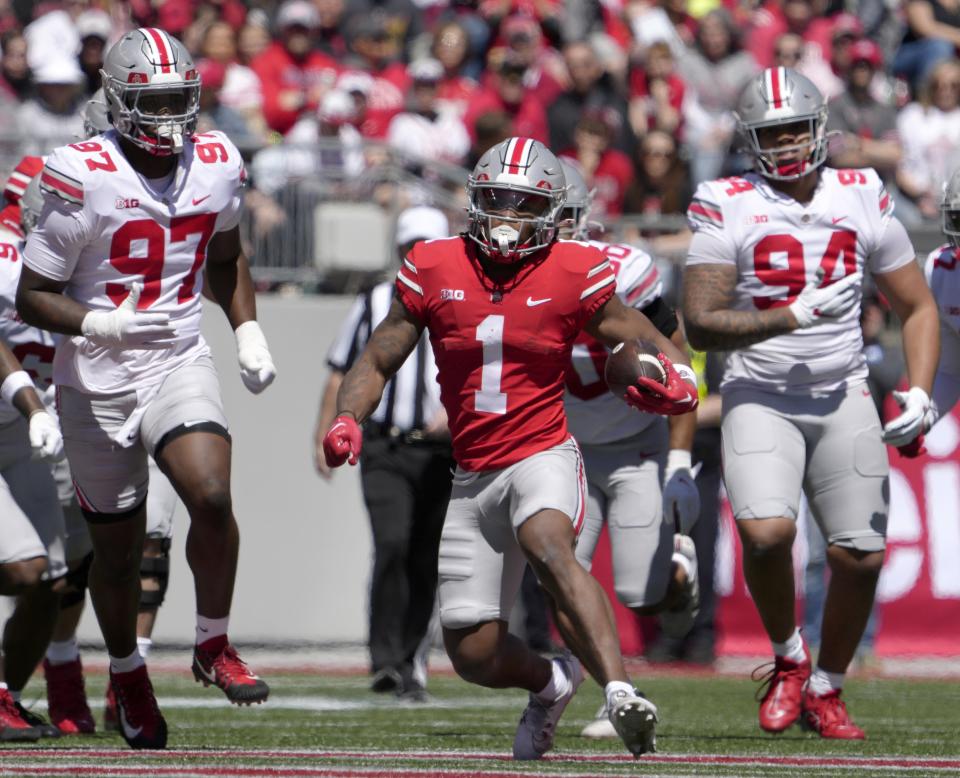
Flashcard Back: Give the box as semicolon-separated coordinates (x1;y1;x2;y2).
686;167;915;394
0;226;57;424
565;240;664;445
23;130;245;394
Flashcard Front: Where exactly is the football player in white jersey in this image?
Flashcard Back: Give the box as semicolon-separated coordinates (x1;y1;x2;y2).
557;159;701;738
16;28;277;749
682;67;938;739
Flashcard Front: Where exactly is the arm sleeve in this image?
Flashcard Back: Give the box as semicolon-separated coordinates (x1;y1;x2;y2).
394;249;427;325
639;296;679;338
868;216;916;275
326;294;368;372
22;198;90;282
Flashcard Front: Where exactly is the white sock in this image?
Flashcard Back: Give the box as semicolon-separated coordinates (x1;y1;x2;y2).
9;689;20;703
109;648;145;675
672;551;694;580
808;667;844;696
46;637;80;665
604;680;635;710
772;627;806;663
136;637;153;660
534;657;571;704
196;614;229;645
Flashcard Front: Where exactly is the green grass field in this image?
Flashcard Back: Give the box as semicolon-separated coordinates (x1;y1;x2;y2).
4;662;960;777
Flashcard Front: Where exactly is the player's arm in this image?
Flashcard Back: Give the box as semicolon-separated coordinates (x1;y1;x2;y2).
585;294;689;366
664;325;699;533
0;337;62;461
206;225;276;394
16;267;85;335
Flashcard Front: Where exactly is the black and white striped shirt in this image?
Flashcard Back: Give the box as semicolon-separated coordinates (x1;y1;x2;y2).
326;282;442;433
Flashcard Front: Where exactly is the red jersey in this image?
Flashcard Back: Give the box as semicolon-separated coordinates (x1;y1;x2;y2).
395;237;616;471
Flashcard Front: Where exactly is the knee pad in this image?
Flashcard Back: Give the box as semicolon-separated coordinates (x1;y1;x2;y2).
60;551;94;609
139;538;171;610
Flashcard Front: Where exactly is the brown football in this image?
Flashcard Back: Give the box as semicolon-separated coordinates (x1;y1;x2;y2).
604;339;667;400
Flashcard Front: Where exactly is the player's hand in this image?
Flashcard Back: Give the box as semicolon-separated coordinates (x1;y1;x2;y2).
788;269;863;329
323;414;362;467
28;410;64;462
235;321;277;394
625;354;699;416
883;386;931;448
81;283;177;348
663;450;700;534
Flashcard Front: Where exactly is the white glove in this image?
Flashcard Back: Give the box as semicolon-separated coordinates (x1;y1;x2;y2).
788;270;863;329
663;449;700;534
81;284;176;348
235;321;276;394
882;387;931;447
28;410;64;462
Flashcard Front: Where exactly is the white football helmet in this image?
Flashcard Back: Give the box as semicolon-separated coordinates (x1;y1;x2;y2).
735;67;828;181
557;158;596;240
100;28;200;156
83;88;111;139
466;137;567;263
943;167;960;248
20;175;43;235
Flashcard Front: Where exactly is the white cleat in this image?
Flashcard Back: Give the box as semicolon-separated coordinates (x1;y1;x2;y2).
609;690;658;756
660;534;700;640
512;652;584;760
580;701;618;738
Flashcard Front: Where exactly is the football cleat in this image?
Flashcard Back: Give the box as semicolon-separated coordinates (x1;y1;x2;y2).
753;645;811;733
660;534;700;640
0;689;40;742
110;666;167;749
193;642;269;705
44;658;96;735
104;682;119;732
801;689;866;739
512;652;584;760
609;689;658;756
580;701;617;739
15;703;61;738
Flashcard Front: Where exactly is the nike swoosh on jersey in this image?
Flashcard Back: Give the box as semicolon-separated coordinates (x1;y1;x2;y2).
119;702;143;740
526;296;551;307
832;216;847;224
192;195;211;206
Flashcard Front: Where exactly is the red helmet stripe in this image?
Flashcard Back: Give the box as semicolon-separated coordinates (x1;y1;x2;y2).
768;67;783;108
506;137;530;174
143;28;174;74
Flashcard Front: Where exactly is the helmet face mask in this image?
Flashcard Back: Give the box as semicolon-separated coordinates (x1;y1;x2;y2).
466;137;566;264
942;169;960;248
100;28;200;157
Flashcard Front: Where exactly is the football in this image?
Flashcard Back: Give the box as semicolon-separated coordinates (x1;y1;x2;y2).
604;339;667;399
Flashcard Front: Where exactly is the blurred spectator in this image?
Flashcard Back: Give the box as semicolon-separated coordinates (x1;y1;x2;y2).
24;0;84;75
548;39;631;155
316;0;349;58
826;39;902;182
467;109;512;168
387;59;470;165
772;31;804;70
463;56;548;142
342;0;425;58
894;0;960;94
250;0;339;134
200;20;268;143
0;30;31;102
798;12;862;100
628;40;686;140
195;58;259;151
237;21;271;66
677;9;758;184
17;58;85;156
626;0;696;58
430;21;479;116
155;0;246;42
896;59;960;224
560;111;632;219
75;9;112;97
490;14;566;105
745;0;834;71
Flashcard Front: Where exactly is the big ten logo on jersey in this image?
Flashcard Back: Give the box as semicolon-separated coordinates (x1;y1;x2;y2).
440;288;465;301
115;197;140;210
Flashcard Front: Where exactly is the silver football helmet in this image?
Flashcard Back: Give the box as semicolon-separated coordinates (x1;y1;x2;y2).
943;168;960;248
100;28;200;156
557;158;596;240
735;67;828;181
20;175;43;235
466;137;567;263
83;88;111;139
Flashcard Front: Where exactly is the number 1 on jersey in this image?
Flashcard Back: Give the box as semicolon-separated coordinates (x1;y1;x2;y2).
475;314;507;414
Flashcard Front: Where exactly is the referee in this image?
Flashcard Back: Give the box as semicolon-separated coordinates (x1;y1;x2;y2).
314;206;454;702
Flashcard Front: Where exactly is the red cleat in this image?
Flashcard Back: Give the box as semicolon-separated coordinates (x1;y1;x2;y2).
192;641;269;705
753;647;811;733
110;666;167;749
104;681;118;732
0;688;40;742
43;658;95;735
801;689;866;739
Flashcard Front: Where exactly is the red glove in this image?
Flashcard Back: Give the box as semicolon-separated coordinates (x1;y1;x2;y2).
895;434;927;459
624;353;699;416
323;414;363;467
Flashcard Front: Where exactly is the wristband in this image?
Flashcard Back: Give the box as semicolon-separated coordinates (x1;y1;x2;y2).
1;370;34;405
666;449;692;473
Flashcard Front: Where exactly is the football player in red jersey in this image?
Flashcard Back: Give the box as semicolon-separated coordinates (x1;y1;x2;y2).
323;137;698;759
16;29;275;749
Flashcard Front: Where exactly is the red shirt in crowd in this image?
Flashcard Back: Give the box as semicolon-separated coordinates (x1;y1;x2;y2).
463;86;549;143
561;149;633;219
251;43;340;134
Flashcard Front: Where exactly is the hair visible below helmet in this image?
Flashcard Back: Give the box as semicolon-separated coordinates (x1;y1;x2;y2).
557;158;595;240
943;168;960;249
20;176;43;235
83;88;112;139
100;28;200;156
466;137;567;263
735;67;828;181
